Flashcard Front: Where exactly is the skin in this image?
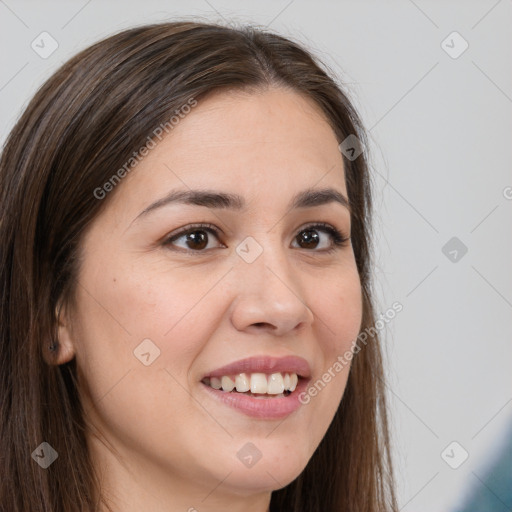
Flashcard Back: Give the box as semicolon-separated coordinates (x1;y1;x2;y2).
56;87;363;512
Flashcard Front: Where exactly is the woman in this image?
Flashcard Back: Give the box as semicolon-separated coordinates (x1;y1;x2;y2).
0;20;398;511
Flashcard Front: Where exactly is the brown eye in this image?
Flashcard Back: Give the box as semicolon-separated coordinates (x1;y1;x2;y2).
296;229;320;249
292;223;350;253
179;230;210;250
163;224;223;252
163;222;349;254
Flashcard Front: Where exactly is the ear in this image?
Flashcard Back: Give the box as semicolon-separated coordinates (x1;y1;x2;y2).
44;300;76;365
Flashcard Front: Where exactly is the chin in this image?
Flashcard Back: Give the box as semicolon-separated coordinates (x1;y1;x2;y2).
219;440;311;494
224;466;304;496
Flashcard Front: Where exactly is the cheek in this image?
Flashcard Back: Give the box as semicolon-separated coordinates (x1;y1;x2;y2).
71;263;217;463
309;264;363;354
72;258;227;402
297;265;362;434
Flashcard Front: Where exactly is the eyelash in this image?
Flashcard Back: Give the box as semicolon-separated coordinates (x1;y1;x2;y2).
162;222;350;255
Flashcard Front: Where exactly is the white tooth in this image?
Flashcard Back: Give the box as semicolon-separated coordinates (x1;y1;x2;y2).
221;375;235;391
289;373;298;392
250;373;268;394
267;373;285;394
283;373;291;390
210;377;222;389
235;373;250;392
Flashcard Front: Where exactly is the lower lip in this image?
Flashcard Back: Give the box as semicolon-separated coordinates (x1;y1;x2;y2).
200;378;310;419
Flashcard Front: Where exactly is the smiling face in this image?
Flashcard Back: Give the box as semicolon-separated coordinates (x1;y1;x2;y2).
57;87;363;510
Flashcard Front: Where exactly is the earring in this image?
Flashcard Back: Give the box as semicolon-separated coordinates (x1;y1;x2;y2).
48;341;59;352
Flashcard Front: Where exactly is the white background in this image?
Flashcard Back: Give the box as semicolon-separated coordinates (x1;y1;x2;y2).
1;1;511;510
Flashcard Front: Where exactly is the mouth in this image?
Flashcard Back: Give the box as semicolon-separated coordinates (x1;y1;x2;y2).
201;371;300;398
199;355;311;419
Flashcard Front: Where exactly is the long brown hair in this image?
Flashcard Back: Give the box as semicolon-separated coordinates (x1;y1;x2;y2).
0;20;397;511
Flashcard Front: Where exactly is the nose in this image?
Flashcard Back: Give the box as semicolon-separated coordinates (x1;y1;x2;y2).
229;238;315;336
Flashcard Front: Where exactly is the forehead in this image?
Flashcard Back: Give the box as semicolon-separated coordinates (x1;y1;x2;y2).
170;87;340;157
108;87;348;220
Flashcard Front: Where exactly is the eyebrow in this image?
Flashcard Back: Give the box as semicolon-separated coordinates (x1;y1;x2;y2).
134;186;350;222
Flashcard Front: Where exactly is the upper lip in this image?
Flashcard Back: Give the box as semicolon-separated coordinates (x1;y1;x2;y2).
203;355;311;379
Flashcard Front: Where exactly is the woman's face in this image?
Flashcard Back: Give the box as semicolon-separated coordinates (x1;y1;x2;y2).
59;87;363;509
